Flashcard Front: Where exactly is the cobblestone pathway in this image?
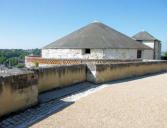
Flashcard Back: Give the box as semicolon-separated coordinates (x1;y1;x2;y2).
0;99;72;128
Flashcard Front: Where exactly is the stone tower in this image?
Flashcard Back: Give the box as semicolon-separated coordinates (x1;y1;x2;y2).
133;30;161;60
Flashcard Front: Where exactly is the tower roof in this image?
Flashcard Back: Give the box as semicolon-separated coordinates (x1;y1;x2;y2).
132;31;160;41
43;22;151;50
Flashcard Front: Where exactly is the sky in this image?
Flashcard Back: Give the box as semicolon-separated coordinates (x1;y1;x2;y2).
0;0;167;51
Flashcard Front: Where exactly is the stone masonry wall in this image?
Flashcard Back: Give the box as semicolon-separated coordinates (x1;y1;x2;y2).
142;40;161;60
142;41;154;49
154;40;161;60
0;70;38;117
30;64;87;93
143;50;154;60
87;61;167;84
42;48;153;60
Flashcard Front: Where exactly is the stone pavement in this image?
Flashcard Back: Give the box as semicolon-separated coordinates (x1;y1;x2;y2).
31;72;167;128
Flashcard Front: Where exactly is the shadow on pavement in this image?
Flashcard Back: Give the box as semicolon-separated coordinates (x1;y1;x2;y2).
0;99;74;128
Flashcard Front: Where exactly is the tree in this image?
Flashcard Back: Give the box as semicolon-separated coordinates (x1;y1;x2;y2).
0;57;6;64
8;58;13;66
32;48;40;56
16;64;24;68
165;52;167;56
0;49;40;67
8;57;18;66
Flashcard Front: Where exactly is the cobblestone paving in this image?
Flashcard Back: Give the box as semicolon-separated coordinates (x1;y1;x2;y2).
0;99;73;128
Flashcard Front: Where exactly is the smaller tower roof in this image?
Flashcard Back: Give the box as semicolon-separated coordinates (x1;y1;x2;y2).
133;31;160;41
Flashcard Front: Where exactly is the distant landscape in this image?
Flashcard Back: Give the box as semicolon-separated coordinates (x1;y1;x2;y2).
0;49;40;68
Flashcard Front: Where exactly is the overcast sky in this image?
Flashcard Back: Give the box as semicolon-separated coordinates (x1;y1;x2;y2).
0;0;167;51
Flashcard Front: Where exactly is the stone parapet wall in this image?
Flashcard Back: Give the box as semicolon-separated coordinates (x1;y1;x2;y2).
30;64;87;93
0;70;38;117
0;64;86;117
87;61;167;83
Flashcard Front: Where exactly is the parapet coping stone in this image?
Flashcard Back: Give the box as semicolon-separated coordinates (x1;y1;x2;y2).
0;68;34;78
93;60;167;66
26;56;141;61
29;64;87;71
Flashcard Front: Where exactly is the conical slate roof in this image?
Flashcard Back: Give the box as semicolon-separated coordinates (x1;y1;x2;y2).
43;22;151;49
133;31;159;41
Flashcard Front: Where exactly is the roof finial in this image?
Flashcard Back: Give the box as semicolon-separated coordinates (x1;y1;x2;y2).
93;20;100;23
142;29;145;32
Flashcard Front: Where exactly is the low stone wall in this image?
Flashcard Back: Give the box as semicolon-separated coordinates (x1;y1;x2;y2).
87;61;167;83
0;69;38;117
0;65;86;117
30;64;86;93
25;56;141;68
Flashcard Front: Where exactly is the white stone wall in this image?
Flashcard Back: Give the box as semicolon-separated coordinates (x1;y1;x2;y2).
142;50;154;60
103;49;137;59
142;41;154;49
42;49;82;59
154;41;161;60
42;48;153;60
42;49;104;59
141;40;161;60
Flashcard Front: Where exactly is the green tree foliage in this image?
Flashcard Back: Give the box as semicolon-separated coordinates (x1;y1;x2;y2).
32;48;41;56
165;52;167;56
8;57;18;66
0;56;6;64
16;64;24;68
0;49;41;67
